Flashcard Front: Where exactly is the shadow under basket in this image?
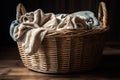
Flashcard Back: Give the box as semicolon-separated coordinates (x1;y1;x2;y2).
16;2;109;73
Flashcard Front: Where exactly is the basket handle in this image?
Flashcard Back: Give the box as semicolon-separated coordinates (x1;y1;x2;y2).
16;3;26;20
98;2;108;28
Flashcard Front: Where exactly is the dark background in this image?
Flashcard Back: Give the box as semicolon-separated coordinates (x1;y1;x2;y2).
0;0;120;59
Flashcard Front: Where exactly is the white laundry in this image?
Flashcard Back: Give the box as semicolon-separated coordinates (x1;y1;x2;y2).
12;9;100;55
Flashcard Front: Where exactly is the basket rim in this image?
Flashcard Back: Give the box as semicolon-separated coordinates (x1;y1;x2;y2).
45;26;109;37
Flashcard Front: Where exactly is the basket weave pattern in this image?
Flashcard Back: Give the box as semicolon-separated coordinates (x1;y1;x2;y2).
16;2;109;73
17;32;105;73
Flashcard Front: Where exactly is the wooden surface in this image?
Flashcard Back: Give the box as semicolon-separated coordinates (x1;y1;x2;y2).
0;59;120;80
0;43;120;80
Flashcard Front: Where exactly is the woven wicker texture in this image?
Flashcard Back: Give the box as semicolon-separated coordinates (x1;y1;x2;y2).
16;2;109;73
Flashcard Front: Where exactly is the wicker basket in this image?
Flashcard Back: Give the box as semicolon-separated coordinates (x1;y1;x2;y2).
16;2;109;73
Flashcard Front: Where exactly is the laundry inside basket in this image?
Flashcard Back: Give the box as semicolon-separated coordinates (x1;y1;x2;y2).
10;9;100;55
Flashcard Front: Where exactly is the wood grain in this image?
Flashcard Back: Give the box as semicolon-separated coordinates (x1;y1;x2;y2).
0;58;120;80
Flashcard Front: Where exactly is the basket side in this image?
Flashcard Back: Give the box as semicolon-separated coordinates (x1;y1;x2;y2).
17;31;106;73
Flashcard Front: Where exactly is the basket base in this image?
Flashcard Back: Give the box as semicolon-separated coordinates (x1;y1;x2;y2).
25;64;98;74
28;68;92;74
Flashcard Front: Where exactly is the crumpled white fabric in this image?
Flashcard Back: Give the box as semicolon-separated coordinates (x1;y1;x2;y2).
13;9;100;55
14;9;58;55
